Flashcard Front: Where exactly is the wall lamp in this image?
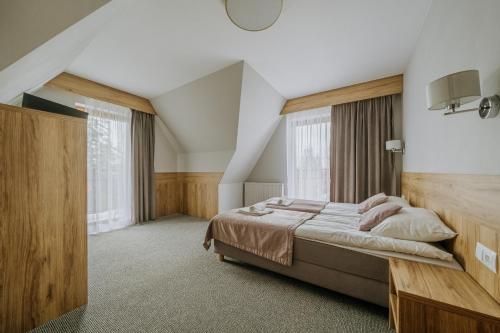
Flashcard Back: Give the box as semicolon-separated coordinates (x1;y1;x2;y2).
426;69;499;119
386;140;404;154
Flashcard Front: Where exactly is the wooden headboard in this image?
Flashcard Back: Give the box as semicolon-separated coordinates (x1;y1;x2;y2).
402;172;500;303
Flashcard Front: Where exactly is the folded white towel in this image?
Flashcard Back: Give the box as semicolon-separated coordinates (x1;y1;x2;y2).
266;197;294;206
238;207;274;216
252;203;266;211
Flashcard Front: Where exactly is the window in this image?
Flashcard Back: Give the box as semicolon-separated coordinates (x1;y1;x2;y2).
286;107;331;201
78;99;132;234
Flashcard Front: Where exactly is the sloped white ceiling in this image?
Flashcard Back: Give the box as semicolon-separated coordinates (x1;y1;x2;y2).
0;2;116;103
0;0;110;71
66;0;432;99
221;63;285;183
151;62;243;153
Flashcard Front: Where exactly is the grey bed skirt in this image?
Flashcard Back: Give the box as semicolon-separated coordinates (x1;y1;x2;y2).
214;238;389;307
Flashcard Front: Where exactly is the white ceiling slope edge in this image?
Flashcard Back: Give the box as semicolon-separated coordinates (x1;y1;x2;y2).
66;0;433;100
155;117;182;153
219;63;285;212
221;63;285;184
0;2;117;103
0;0;110;71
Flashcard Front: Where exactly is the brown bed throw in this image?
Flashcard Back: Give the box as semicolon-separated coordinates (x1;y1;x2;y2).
204;209;315;266
265;199;327;214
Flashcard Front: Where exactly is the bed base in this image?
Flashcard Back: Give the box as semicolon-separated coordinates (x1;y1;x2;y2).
213;239;389;307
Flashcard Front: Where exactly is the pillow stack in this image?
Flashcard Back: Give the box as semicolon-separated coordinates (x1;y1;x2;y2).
357;193;411;213
359;202;402;231
357;193;388;213
357;194;457;242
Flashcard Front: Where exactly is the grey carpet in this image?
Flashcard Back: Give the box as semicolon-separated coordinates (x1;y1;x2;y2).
30;215;392;333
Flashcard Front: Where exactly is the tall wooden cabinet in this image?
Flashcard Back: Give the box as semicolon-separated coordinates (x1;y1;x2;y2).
0;103;88;333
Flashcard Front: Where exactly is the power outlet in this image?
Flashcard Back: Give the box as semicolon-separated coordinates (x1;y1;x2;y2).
476;242;497;273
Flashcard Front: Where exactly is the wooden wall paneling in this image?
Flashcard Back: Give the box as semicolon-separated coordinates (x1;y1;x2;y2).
197;183;206;218
46;72;156;115
206;179;220;219
0;104;87;333
155;173;179;217
180;179;187;215
184;181;196;216
154;172;222;220
401;172;500;303
177;172;222;220
281;74;403;115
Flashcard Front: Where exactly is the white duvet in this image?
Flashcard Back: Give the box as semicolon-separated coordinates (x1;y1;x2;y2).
295;204;453;262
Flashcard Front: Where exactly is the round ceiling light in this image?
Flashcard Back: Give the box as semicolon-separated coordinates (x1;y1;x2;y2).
225;0;283;32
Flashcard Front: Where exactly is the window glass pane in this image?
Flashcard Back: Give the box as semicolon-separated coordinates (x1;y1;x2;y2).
286;107;330;201
78;100;132;234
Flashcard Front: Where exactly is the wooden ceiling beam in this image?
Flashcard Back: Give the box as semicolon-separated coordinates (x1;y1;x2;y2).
281;74;404;115
46;72;156;115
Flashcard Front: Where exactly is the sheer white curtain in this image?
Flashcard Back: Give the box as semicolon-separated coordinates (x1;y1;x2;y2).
83;98;132;234
286;107;331;201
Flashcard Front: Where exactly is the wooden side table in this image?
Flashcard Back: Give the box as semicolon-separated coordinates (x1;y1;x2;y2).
389;258;500;333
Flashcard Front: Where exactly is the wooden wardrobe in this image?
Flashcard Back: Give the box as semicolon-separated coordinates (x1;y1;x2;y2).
0;103;88;333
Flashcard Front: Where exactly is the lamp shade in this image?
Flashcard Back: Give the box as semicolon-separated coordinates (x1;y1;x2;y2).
426;70;481;110
225;0;282;31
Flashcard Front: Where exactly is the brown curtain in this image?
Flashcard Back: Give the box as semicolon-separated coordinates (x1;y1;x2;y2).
330;95;396;203
131;110;155;223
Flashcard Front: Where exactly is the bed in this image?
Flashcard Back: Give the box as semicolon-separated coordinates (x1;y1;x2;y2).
205;199;461;307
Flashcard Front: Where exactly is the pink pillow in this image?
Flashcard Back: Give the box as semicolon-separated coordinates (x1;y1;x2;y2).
359;203;402;231
357;193;388;213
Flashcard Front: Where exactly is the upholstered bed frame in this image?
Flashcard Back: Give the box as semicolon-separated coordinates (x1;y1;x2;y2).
214;238;389;307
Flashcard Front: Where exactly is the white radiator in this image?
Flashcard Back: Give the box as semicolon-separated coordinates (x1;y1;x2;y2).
244;182;284;206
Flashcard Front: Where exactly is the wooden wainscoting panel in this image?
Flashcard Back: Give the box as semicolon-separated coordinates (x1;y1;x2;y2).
154;172;222;220
281;74;403;114
401;172;500;303
155;173;179;217
46;72;156;115
178;172;222;220
0;104;87;333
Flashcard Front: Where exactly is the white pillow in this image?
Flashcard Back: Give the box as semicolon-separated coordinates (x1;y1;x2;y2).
386;196;411;208
370;207;456;242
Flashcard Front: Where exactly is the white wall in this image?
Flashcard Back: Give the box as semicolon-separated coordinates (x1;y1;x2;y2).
154;119;178;173
154;117;181;172
177;150;234;173
218;183;243;213
247;117;287;183
403;0;500;175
